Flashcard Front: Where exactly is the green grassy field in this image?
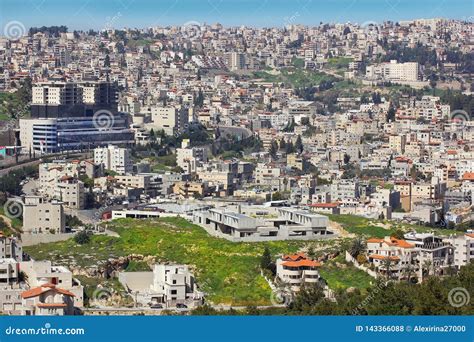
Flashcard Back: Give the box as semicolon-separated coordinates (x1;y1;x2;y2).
26;215;452;305
25;217;306;306
326;214;462;238
319;255;373;291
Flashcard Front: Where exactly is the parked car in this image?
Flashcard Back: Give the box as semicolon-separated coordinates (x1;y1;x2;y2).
150;304;163;309
176;303;188;309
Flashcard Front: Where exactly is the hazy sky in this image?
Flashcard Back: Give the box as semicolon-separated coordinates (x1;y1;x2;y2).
0;0;472;31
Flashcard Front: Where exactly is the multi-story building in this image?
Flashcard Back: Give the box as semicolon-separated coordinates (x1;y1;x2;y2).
94;145;133;175
54;177;85;210
149;106;189;136
193;207;331;242
366;60;420;82
366;236;418;279
404;232;454;277
22;196;65;234
150;264;202;308
444;232;474;269
276;253;322;292
176;140;208;174
21;80;134;153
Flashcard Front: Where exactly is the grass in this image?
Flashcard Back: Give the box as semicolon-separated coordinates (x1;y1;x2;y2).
327;57;353;69
326;214;463;238
253;69;336;88
319;255;373;291
150;154;178;172
25;217;306;306
326;214;395;238
125;260;152;272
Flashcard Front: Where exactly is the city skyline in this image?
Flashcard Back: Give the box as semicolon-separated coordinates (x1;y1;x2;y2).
0;0;472;31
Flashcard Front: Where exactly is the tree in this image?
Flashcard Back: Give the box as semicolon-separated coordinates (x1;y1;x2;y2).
386;105;396;122
260;247;275;274
343;153;351;164
392;229;405;239
295;135;303;154
291;283;325;312
279;138;286;151
104;54;111;67
269;140;278;160
307;244;317;260
349;237;366;258
382;258;393;279
74;230;91;245
149;128;156;142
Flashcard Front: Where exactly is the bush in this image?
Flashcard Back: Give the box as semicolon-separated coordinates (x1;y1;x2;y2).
74;230;91;245
356;254;367;264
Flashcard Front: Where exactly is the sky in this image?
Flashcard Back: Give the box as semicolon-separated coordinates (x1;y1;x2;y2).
0;0;472;31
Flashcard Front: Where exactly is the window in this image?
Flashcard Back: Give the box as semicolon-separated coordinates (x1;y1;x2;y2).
171;290;177;295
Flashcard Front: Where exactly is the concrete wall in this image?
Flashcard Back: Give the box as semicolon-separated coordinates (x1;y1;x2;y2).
20;233;74;246
118;272;154;292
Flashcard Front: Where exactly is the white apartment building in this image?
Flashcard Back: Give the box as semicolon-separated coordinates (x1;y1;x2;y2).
445;232;474;269
54;178;85;210
366;236;418;279
150;264;201;307
276;253;322;292
22;196;65;234
176;139;208;174
94;145;132;175
32;81;82;105
114;175;151;190
366;60;420;82
149;106;189;136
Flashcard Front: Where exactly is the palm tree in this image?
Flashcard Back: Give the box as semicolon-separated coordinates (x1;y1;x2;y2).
382;258;393;280
349;237;366;258
402;264;415;283
422;259;433;280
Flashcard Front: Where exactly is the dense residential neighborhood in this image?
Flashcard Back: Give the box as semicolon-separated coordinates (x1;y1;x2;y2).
0;17;472;316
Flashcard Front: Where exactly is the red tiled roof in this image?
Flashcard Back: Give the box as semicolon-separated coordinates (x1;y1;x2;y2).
462;173;474;181
21;285;75;299
368;254;400;261
367;238;384;243
282;259;321;268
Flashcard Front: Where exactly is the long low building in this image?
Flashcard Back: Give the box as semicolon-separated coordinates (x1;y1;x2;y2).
193;207;334;242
